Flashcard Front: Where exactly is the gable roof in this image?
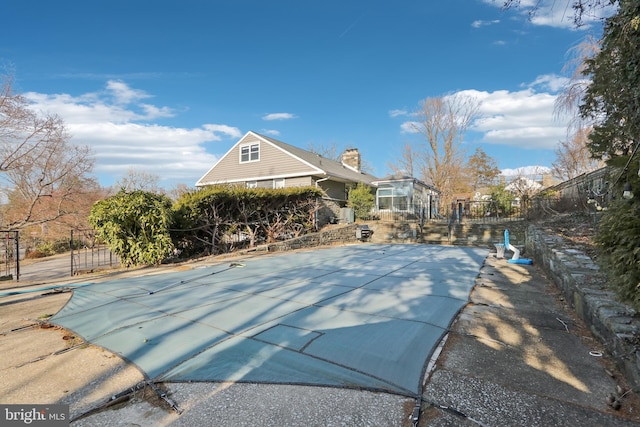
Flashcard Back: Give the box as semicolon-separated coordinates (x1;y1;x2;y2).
259;133;379;183
373;174;440;193
196;131;379;186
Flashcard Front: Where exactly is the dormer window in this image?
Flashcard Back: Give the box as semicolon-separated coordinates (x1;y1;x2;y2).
240;143;259;163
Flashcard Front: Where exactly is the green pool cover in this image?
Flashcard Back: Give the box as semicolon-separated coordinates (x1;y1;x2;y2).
51;244;487;397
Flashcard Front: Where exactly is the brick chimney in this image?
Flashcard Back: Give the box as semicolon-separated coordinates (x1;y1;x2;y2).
341;148;361;172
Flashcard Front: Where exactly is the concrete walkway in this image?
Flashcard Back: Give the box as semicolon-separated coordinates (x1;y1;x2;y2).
421;254;640;426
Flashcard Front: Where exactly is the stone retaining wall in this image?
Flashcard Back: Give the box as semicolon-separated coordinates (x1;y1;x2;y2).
262;223;360;252
261;221;530;251
526;225;640;390
369;220;529;247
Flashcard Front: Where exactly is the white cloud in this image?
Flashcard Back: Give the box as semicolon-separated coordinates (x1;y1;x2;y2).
388;109;408;118
202;124;243;139
106;80;151;104
458;87;566;149
471;19;500;28
24;81;241;187
139;103;175;119
262;112;297;121
261;129;281;136
481;0;616;29
399;78;570;150
400;121;420;134
526;74;569;93
502;166;551;177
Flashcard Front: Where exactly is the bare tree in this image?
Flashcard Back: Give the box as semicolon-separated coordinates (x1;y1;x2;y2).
307;140;374;174
555;35;600;133
166;183;191;202
387;142;416;178
505;167;545;201
306;141;339;161
112;168;161;194
0;71;95;229
410;94;480;208
552;126;605;180
551;36;604;181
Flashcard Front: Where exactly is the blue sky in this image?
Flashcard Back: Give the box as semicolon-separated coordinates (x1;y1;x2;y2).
1;0;614;188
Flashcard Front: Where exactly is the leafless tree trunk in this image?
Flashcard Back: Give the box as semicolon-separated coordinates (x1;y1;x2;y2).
410;94;480;209
0;71;95;229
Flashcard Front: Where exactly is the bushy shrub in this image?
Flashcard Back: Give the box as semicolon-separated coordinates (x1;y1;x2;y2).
89;190;175;267
173;186;322;256
35;241;56;257
25;249;48;259
347;183;374;220
25;238;76;259
594;198;640;310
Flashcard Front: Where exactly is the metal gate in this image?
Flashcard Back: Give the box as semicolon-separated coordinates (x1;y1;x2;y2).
0;230;19;281
70;229;119;276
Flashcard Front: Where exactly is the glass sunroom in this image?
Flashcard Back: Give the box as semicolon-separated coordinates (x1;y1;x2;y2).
373;176;440;219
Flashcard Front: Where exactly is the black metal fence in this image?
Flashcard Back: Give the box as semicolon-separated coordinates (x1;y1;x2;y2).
370;200;529;223
70;229;119;275
0;230;19;280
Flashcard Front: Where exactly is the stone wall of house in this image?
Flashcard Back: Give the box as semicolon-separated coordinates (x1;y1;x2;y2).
526;225;640;390
316;198;343;226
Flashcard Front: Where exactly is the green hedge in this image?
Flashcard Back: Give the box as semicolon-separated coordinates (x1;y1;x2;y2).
173;186;323;257
595;198;640;310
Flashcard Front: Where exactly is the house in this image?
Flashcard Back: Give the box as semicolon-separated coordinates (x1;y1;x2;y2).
196;131;443;225
504;176;544;208
371;175;440;220
195;131;379;224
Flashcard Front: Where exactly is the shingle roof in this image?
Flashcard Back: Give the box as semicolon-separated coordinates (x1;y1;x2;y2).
255;132;380;185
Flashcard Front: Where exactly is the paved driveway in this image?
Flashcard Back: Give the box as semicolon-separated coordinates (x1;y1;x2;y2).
51;244;487;397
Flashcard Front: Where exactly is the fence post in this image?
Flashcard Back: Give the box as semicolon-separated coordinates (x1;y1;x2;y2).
70;230;74;277
14;231;19;281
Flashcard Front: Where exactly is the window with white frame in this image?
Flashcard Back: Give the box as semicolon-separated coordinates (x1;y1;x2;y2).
246;181;257;188
240;143;260;163
376;183;410;211
273;178;285;189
